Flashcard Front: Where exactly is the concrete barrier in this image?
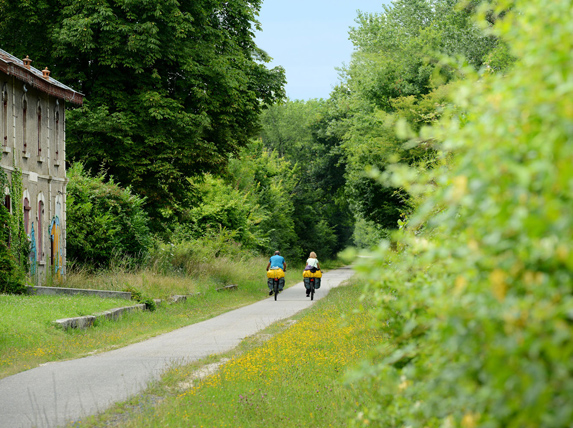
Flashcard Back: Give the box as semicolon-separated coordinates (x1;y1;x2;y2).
53;316;96;330
54;304;146;330
49;290;199;331
170;295;187;303
28;286;132;300
93;304;146;322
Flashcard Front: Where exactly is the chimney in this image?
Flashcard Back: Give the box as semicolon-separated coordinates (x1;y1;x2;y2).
22;55;32;69
42;67;50;80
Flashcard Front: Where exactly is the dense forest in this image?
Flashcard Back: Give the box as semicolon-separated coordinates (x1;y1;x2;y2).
1;0;572;425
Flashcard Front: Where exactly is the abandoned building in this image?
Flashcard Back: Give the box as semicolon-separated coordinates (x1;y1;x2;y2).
0;48;84;284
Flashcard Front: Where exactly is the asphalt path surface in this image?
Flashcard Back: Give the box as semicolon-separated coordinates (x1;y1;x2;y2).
0;266;354;428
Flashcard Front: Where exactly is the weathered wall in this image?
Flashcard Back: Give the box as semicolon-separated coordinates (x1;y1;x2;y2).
1;73;67;285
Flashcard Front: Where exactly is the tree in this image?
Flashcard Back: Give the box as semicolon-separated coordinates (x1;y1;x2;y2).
260;100;354;259
334;0;508;232
0;0;286;227
347;0;501;110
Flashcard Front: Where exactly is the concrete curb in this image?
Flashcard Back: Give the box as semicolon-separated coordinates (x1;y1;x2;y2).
53;304;147;330
52;315;96;330
47;288;218;331
51;292;204;331
27;286;132;300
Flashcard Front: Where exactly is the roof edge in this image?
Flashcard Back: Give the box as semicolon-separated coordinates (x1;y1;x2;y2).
0;54;84;106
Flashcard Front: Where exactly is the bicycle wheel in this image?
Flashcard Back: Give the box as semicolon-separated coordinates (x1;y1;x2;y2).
274;280;278;301
310;280;315;301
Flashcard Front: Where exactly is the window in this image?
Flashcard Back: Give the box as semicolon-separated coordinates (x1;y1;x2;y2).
38;200;44;261
23;197;30;234
2;85;7;147
22;98;27;153
37;104;42;156
54;110;60;161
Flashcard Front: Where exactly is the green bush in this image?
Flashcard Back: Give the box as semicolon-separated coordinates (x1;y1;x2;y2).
123;286;157;312
67;163;152;268
353;0;573;427
175;141;301;259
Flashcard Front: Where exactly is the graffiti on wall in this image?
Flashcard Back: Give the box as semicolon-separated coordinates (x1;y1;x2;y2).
50;216;62;278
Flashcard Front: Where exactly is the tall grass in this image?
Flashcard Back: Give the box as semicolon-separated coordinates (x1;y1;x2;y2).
64;233;314;299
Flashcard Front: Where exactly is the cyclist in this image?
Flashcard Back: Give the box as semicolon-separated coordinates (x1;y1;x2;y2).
306;251;320;271
266;251;286;295
304;251;321;297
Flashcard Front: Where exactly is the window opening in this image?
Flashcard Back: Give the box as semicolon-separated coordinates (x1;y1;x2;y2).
37;104;42;156
38;200;44;261
54;110;60;160
22;99;27;153
2;86;7;147
23;197;30;234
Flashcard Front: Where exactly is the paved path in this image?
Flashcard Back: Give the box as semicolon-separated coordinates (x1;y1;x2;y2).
0;267;354;428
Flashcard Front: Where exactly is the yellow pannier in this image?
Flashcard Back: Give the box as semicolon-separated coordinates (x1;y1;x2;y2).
302;269;322;278
267;268;285;279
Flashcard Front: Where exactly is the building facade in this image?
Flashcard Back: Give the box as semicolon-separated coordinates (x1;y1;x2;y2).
0;48;83;284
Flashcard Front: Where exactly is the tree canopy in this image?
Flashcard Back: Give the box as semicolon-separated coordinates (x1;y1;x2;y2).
327;0;510;235
0;0;285;224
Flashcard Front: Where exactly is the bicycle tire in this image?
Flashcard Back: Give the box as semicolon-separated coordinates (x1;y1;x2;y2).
274;281;278;301
310;281;315;300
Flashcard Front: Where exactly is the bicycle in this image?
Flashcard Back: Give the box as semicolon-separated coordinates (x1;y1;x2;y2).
272;277;280;300
267;274;285;301
304;276;321;300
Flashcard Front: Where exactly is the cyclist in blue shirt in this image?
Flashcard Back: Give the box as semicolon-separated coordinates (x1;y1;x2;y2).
267;251;286;272
266;251;287;295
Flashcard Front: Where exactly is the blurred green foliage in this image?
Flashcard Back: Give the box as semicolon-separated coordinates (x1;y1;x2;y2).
351;0;573;426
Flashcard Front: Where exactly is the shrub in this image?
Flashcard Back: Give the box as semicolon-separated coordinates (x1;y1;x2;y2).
123;286;157;311
354;1;573;427
66;163;152;268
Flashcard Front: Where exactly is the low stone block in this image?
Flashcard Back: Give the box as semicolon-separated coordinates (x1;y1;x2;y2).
53;316;96;330
63;304;146;329
170;295;187;304
216;284;238;292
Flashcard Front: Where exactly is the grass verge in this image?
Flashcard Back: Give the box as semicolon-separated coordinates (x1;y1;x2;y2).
71;278;380;428
0;258;318;379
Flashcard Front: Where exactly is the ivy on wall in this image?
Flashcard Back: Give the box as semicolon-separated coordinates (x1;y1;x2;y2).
0;167;29;293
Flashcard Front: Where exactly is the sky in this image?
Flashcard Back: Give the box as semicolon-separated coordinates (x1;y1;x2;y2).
254;0;392;101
